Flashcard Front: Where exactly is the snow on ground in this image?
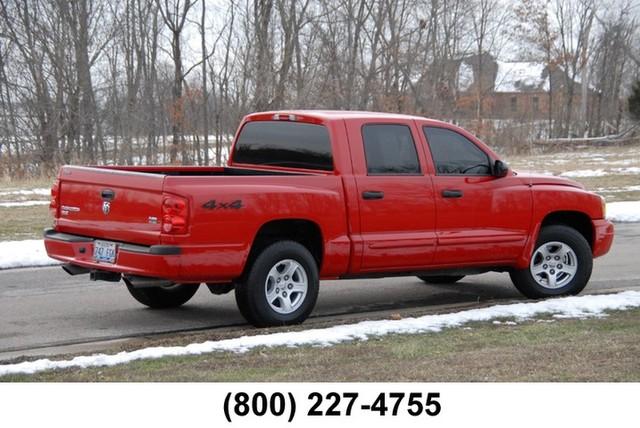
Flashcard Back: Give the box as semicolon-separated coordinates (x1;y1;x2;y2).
607;201;640;223
0;240;59;269
1;290;638;377
560;167;640;178
0;188;50;197
595;185;640;193
560;169;608;178
0;187;50;208
0;200;49;208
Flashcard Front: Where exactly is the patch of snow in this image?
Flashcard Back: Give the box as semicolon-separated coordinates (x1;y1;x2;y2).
1;291;639;377
0;240;59;270
493;320;518;325
613;167;640;174
458;62;474;92
0;188;50;197
560;169;607;178
609;159;635;166
595;185;640;193
0;200;49;208
607;201;640;223
559;167;640;178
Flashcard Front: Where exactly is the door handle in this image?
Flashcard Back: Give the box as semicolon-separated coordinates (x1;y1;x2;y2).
442;189;463;198
362;190;384;200
101;189;115;200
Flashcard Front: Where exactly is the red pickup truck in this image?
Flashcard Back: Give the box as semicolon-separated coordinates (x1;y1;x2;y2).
45;111;614;327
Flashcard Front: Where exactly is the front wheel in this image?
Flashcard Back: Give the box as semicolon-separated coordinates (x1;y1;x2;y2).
125;280;200;309
235;241;319;327
509;225;592;299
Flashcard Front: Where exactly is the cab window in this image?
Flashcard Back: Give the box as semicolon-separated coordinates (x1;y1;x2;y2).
362;124;421;175
233;121;333;171
423;127;491;175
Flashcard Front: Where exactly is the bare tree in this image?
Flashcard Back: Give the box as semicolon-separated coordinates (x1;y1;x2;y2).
155;0;196;164
554;0;596;137
470;0;509;132
253;0;274;110
200;0;208;165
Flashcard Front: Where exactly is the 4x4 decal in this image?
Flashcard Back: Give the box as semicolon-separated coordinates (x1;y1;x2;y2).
202;199;243;210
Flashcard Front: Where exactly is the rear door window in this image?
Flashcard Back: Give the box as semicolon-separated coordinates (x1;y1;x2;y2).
423;127;490;175
233;121;333;171
362;124;421;174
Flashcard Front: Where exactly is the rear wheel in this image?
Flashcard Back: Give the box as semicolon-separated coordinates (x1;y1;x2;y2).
509;225;592;299
125;280;200;309
417;275;465;284
235;241;319;327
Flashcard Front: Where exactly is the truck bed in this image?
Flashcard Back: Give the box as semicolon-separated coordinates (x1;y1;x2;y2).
49;164;350;282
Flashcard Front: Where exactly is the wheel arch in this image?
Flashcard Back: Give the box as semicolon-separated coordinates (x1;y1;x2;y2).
540;210;594;249
517;210;594;269
243;218;324;277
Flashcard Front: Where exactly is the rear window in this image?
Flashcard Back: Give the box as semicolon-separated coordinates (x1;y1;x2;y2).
233;121;333;171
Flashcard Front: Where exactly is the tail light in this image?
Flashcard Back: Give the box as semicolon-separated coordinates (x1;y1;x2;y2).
49;180;60;218
162;195;189;234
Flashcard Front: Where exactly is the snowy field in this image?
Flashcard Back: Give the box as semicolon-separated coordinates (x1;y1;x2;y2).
0;187;50;208
1;290;638;377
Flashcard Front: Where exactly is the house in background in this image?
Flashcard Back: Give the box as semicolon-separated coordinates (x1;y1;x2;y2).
452;53;596;124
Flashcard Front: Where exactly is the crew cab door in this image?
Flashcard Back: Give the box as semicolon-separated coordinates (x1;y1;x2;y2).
420;126;532;266
346;119;436;272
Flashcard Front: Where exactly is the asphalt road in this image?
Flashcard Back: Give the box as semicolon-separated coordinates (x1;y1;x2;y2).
1;223;638;359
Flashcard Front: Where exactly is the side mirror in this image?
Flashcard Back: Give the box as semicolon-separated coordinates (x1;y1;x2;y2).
493;159;509;178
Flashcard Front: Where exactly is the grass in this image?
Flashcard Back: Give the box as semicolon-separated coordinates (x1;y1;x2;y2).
0;177;53;190
0;205;50;241
0;178;52;240
3;308;639;382
505;144;640;202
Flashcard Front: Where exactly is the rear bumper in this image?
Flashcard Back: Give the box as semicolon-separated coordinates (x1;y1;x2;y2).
592;219;614;258
43;228;246;282
44;229;181;279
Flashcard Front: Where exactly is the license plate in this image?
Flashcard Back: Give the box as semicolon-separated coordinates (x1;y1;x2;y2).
93;240;117;264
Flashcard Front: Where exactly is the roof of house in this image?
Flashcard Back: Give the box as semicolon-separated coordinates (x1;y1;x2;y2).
494;61;549;92
456;55;592;94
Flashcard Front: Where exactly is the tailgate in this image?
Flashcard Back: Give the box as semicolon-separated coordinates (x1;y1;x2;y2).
55;166;165;245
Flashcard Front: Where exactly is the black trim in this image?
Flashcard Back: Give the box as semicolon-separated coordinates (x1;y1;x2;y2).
150;245;181;255
118;243;151;253
44;228;93;243
44;229;181;255
339;266;509;280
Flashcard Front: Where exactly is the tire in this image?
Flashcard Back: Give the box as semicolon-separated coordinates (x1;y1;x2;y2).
509;225;592;299
235;241;319;327
417;275;465;284
125;280;200;309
